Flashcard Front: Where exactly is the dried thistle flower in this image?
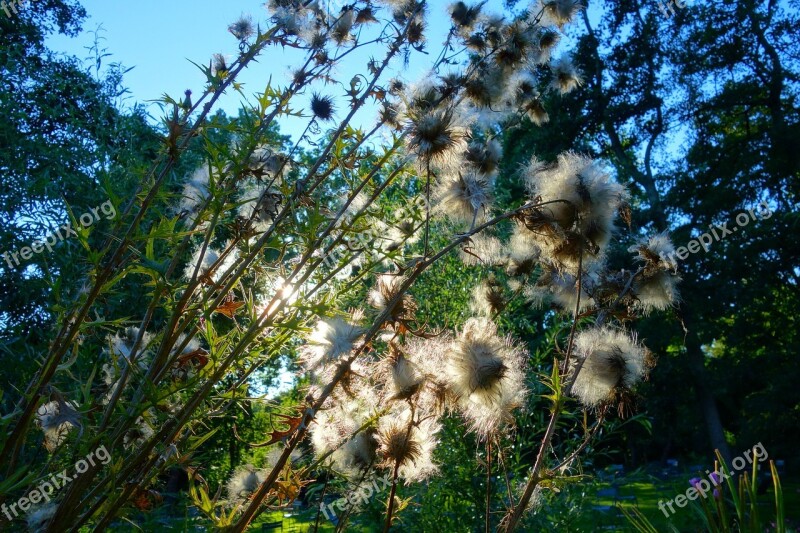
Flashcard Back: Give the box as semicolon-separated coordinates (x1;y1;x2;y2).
407;14;427;47
405;106;469;165
539;0;583;28
228;15;255;41
495;21;536;69
525;266;597;312
211;53;229;77
459;232;504;266
469;278;506;317
379;101;403;130
464;139;502;177
102;327;154;404
331;9;355;44
238;180;282;233
524;97;550;125
368;274;417;329
521;153;629;270
435;170;494;225
384;345;425;401
571;328;647;408
377;410;439;482
449;1;482;31
628;233;682;314
300;311;365;371
183;246;239;285
336;428;380;474
550;55;583;94
226;465;267;504
177;166;211;226
36;398;81;452
446;318;528;437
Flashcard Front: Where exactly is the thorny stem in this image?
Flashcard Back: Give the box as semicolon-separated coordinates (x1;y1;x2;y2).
312;474;330;533
496;436;516;507
486;439;492;533
551;412;606;473
220;200;559;533
2;28;278;479
423;161;432;257
70;22;410;530
383;461;401;533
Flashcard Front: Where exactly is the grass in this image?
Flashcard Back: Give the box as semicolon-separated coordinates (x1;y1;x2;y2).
574;470;799;532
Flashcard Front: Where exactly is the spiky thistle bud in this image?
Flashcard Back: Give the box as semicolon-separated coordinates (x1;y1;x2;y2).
310;93;336;122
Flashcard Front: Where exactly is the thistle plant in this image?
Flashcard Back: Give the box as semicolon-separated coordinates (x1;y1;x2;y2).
0;1;682;531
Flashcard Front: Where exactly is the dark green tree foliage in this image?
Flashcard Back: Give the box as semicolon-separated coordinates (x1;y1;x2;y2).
0;0;158;345
502;0;800;461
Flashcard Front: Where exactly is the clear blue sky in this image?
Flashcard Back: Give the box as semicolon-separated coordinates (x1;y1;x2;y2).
44;1;484;134
44;1;585;140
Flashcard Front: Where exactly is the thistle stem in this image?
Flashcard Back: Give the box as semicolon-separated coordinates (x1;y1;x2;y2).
486;439;492;533
383;461;401;533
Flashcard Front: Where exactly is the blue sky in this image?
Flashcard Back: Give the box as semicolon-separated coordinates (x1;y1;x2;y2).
44;1;584;140
44;1;497;136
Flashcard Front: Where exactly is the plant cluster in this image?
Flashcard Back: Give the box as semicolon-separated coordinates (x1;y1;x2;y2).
0;1;682;531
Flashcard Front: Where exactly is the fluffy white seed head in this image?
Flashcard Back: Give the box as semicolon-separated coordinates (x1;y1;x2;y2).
446;318;528;438
36;399;81;452
571;328;647;408
539;0;584;28
459;232;504;266
377;408;440;483
177;167;211;227
525;267;597;312
522;153;628;270
183;246;239;285
470;278;506;317
628;233;682;314
435;170;494;225
550;55;583;94
226;465;267;504
300;311;365;371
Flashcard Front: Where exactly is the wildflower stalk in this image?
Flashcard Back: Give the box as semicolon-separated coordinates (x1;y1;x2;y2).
486;439;492;533
80;9;426;531
500;261;645;532
1;27;280;476
383;460;401;533
51;37;330;528
223;199;559;532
